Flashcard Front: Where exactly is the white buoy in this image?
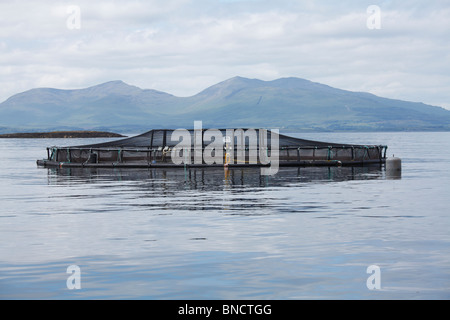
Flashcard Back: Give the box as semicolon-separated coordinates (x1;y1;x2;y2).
386;155;401;179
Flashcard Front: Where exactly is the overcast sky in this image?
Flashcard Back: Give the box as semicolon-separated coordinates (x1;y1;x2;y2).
1;0;449;109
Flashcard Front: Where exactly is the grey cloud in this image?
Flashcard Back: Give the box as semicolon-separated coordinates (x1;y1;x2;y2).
0;0;449;109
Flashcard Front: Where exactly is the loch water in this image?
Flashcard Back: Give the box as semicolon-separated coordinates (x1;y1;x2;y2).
0;132;449;299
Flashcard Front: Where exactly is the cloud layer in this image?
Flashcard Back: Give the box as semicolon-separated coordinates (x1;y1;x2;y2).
1;0;449;109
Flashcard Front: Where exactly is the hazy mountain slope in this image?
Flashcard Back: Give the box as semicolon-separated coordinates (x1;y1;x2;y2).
0;77;449;133
180;76;450;130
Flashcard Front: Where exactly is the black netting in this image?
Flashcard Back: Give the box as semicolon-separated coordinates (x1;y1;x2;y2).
41;129;387;166
73;129;357;149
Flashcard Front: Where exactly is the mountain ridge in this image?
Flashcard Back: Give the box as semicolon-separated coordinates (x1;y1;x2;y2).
1;76;449;133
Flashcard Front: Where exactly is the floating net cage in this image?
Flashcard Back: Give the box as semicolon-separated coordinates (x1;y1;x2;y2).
36;129;387;168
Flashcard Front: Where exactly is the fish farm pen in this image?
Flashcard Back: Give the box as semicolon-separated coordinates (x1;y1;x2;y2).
36;129;388;168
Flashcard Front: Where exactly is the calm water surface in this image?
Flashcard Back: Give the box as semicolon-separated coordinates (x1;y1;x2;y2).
0;132;449;299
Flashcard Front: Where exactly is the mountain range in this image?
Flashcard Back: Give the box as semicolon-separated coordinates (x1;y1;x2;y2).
1;76;449;133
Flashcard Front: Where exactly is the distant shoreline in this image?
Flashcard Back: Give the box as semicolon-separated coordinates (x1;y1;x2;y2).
0;131;126;138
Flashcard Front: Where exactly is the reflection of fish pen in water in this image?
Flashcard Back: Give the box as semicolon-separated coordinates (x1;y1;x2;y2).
43;166;385;214
45;166;384;189
37;129;387;168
